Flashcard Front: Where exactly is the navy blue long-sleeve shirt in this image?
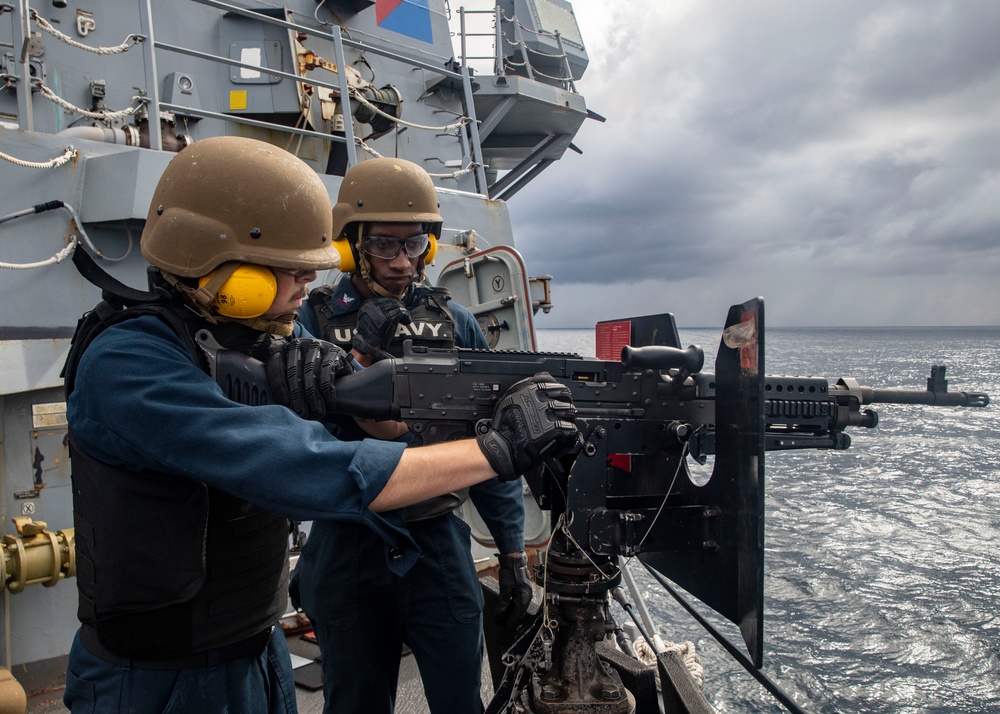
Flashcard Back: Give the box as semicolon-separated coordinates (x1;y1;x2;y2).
68;314;421;573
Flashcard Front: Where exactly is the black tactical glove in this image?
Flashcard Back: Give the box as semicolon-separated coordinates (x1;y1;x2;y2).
475;372;580;482
351;297;412;362
266;338;353;419
496;552;533;626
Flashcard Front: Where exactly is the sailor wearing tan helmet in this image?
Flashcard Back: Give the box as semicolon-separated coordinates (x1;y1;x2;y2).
63;138;577;714
296;157;534;714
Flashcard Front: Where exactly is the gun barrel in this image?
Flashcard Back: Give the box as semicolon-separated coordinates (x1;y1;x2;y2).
835;366;991;408
870;388;990;408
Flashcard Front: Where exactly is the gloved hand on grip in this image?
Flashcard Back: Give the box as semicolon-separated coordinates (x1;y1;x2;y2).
475;372;580;482
266;338;353;419
351;297;411;362
496;552;533;626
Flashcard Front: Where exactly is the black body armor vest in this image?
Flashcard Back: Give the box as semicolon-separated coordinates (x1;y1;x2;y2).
309;285;457;356
64;298;289;658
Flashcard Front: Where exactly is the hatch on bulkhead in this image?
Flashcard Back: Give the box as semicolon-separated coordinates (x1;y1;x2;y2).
437;246;540;351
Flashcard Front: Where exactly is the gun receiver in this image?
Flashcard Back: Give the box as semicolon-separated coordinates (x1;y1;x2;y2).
332;342;708;441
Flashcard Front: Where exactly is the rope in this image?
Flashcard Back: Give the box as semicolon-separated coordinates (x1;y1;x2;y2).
351;90;470;133
353;139;477;180
503;60;571;84
30;9;143;54
0;235;77;269
0;200;129;270
355;137;383;158
36;83;146;121
499;9;569;42
632;636;706;691
528;66;571;83
0;146;76;169
426;164;476;179
501;30;567;58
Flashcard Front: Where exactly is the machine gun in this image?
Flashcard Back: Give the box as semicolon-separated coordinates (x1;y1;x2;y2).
203;297;990;714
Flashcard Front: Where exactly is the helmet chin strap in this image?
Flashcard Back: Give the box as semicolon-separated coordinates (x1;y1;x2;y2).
161;270;297;337
242;313;297;337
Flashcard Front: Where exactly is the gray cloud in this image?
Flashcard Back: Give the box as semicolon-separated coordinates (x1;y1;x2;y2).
506;1;1000;326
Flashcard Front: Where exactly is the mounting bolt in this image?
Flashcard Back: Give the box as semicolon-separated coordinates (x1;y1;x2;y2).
540;684;562;701
601;684;622;700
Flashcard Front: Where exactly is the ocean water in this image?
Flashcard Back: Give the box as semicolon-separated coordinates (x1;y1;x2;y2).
535;326;1000;714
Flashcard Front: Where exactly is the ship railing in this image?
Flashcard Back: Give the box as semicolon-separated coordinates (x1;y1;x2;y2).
455;4;577;93
453;6;503;77
3;0;489;192
501;9;577;93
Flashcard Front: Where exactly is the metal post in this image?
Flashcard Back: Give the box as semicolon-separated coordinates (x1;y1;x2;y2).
459;66;487;195
459;6;467;68
553;31;576;93
13;0;32;130
138;0;162;150
619;558;667;653
513;21;534;81
456;6;487;194
453;7;474;177
453;107;473;179
493;5;503;76
329;24;358;168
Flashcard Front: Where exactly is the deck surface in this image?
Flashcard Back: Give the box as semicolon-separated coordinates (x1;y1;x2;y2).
288;631;496;714
25;630;495;714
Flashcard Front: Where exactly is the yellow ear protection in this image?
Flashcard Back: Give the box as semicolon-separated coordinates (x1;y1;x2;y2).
333;231;437;274
332;236;357;274
424;233;438;264
198;263;278;319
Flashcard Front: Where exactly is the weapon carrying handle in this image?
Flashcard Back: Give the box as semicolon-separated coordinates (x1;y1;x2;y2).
621;344;704;374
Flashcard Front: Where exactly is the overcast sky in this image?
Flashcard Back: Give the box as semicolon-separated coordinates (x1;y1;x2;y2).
504;1;1000;328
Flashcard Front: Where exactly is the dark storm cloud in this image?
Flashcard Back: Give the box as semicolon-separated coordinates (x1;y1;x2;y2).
506;0;1000;326
513;161;736;283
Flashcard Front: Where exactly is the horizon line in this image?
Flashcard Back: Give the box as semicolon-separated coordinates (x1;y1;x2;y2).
536;324;1000;330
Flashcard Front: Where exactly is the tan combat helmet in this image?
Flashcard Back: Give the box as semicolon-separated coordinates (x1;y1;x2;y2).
330;157;442;275
141;136;338;277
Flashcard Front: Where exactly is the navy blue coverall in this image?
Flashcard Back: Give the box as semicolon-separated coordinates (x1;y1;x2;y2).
295;276;525;714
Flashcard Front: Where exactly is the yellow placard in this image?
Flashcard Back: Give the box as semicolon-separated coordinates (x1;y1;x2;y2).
229;90;248;111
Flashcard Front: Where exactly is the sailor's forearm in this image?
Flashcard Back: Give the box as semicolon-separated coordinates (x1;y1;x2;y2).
370;440;496;512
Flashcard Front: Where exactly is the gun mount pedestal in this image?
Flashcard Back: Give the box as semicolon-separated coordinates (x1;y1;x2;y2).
527;537;636;714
